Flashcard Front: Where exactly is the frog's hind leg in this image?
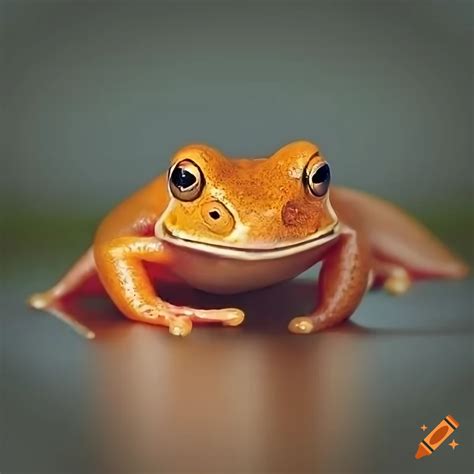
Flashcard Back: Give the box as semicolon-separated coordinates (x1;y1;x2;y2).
28;247;98;310
331;187;469;282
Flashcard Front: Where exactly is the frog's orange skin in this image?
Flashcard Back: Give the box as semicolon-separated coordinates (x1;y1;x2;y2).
29;141;469;336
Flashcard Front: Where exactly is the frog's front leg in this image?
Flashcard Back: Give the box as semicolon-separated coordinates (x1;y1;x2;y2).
94;237;244;336
289;228;371;334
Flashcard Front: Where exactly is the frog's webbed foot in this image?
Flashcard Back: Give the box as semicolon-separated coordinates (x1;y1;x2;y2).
383;268;411;295
126;299;245;337
178;306;245;327
159;304;245;337
371;260;412;295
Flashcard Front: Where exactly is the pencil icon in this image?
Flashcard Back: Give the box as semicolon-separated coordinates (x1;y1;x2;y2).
415;414;459;459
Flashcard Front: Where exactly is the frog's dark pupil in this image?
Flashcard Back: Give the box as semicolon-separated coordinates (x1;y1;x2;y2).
171;167;196;190
312;164;330;184
209;210;220;220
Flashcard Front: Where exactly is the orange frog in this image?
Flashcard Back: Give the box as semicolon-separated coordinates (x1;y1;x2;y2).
29;141;469;336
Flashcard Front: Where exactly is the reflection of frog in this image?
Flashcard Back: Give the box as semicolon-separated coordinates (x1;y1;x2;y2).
29;141;469;336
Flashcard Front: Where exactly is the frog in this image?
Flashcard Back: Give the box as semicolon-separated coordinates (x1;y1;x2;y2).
28;140;469;336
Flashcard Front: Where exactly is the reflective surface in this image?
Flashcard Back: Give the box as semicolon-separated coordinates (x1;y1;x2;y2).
2;257;473;473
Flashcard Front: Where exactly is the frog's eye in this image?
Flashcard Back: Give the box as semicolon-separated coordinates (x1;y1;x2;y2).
306;161;331;197
169;159;204;201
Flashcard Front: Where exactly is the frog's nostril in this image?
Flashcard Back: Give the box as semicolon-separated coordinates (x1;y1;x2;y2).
201;201;234;235
209;210;221;220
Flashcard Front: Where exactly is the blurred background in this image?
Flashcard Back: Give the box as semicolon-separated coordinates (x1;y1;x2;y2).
2;0;473;214
1;1;473;473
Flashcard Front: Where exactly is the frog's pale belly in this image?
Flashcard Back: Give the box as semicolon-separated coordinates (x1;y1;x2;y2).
162;240;337;294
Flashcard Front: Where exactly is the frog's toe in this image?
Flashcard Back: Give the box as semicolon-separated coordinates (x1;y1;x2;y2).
183;306;245;327
28;291;54;309
288;317;314;334
168;316;193;337
383;268;411;295
221;308;245;327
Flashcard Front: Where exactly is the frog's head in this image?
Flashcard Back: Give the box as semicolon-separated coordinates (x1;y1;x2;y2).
155;141;339;259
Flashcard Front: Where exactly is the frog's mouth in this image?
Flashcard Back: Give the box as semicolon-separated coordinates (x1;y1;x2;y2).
156;222;340;261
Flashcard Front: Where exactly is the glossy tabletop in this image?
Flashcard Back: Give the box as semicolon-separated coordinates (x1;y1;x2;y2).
2;252;473;474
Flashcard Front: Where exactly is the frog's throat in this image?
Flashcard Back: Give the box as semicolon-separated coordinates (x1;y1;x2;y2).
155;220;341;261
